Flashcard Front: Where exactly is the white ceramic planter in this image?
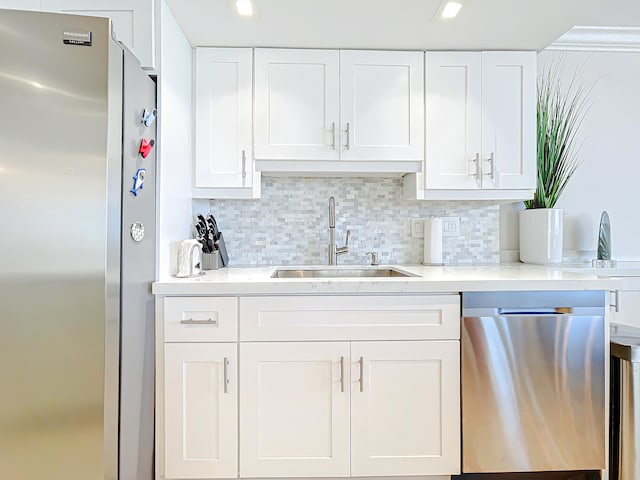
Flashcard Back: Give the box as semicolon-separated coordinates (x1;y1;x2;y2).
519;208;564;264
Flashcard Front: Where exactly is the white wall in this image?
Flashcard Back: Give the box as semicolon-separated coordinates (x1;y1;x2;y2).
157;0;193;277
501;49;640;262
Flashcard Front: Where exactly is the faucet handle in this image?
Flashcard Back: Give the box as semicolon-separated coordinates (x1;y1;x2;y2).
365;251;379;266
336;229;350;256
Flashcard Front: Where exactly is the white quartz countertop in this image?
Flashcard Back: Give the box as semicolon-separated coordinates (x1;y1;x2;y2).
152;263;623;296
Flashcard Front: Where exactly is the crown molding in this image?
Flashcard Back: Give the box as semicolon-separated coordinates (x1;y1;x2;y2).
547;26;640;52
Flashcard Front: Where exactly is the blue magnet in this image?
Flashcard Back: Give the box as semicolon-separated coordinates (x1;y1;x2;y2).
141;108;158;127
130;168;146;196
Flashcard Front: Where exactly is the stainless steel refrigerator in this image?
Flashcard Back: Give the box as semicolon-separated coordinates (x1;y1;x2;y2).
0;9;156;480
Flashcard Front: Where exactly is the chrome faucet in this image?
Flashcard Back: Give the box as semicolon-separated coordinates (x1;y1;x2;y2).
328;196;350;265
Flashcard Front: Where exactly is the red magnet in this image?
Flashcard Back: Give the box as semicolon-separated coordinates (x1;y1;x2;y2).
139;138;155;158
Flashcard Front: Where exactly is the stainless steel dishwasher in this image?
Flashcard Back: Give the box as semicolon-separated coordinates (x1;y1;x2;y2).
462;290;607;474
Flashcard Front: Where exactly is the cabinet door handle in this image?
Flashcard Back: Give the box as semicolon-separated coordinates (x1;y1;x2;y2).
180;318;218;325
223;357;230;394
358;356;364;392
344;122;351;151
611;290;620;313
340;356;344;392
241;149;247;187
330;122;336;150
471;153;481;187
483;152;499;187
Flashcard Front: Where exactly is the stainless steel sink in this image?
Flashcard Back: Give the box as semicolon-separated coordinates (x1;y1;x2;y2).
270;267;417;278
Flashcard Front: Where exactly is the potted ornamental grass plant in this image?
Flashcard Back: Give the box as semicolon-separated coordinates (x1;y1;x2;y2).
519;64;590;264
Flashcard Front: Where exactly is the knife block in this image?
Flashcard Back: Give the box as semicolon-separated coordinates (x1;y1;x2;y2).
201;252;220;270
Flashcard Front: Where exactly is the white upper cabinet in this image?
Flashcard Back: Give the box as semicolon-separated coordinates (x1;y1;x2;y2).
340;50;424;162
254;48;424;174
193;48;259;199
410;50;536;200
481;52;536;190
424;52;482;190
254;48;340;162
40;0;156;71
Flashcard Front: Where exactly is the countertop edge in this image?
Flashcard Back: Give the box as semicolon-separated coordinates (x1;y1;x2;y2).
152;265;623;295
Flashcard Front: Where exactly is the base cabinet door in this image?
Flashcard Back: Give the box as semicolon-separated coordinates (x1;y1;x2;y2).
164;343;238;479
239;342;350;477
350;341;461;476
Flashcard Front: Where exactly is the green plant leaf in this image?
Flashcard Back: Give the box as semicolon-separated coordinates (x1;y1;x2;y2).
524;61;590;210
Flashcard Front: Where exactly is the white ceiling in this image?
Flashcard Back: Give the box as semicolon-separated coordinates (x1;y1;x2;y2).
165;0;640;51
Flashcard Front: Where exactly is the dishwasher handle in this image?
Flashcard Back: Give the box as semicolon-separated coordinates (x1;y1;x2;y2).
497;308;572;315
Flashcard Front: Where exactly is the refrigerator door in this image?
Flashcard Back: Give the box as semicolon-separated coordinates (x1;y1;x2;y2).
0;10;119;479
119;48;157;480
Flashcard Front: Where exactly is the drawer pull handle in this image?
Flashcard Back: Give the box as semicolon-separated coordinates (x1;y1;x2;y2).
340;356;344;393
180;318;218;325
358;356;364;392
223;357;230;394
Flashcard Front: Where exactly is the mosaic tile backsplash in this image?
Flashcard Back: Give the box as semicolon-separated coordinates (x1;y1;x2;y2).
208;177;499;266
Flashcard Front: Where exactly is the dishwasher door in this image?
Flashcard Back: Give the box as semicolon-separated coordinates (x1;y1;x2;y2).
462;291;606;473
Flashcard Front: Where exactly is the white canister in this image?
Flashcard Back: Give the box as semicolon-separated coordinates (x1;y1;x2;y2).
423;217;444;265
519;208;563;264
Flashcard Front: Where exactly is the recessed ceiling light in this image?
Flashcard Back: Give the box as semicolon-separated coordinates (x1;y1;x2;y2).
236;0;253;16
441;1;462;19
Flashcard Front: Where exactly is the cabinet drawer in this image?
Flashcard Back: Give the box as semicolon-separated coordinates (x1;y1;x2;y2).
164;297;237;342
240;295;460;341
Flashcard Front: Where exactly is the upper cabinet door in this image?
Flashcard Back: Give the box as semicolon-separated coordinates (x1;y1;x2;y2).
481;51;536;190
194;48;254;190
40;0;156;70
424;52;482;190
254;48;340;161
340;50;424;162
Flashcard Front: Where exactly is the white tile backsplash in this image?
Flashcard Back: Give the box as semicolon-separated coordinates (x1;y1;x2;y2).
207;177;499;266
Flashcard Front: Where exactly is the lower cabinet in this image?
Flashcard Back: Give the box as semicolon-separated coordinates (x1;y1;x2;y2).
159;294;461;479
164;343;238;479
610;290;640;328
239;342;351;477
239;340;460;478
350;341;460;476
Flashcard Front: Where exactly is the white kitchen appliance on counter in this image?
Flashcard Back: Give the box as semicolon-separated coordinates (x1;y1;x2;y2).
0;9;156;480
